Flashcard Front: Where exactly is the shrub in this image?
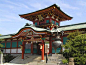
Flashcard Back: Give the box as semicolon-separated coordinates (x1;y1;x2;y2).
62;59;68;64
4;54;15;62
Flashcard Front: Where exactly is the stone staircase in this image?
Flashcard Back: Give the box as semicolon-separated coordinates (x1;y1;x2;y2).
48;54;66;64
9;54;66;65
10;54;40;64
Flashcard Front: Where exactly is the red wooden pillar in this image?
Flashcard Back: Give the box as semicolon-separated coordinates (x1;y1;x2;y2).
49;36;52;54
31;43;33;54
41;40;44;62
16;38;18;53
58;21;60;26
22;41;25;59
49;17;52;23
55;20;56;24
10;39;12;53
5;39;7;53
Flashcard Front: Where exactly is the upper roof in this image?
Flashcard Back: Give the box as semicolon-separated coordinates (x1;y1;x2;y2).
19;4;72;22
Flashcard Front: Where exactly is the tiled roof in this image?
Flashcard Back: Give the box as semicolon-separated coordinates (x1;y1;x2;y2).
25;25;47;31
0;35;12;39
1;22;86;39
58;22;86;31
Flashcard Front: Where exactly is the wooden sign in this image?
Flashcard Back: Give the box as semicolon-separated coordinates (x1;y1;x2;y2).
45;45;49;53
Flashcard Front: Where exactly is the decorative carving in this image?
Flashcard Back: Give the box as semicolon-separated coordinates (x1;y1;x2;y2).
46;16;49;18
31;37;34;40
35;18;38;21
52;15;55;19
38;14;43;21
56;17;59;21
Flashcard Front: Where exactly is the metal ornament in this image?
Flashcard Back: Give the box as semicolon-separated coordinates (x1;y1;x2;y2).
52;35;62;53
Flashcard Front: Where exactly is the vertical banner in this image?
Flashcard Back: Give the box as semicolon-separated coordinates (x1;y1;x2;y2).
45;45;49;53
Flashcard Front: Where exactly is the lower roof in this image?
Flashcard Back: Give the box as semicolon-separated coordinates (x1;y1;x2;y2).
58;22;86;31
0;22;86;39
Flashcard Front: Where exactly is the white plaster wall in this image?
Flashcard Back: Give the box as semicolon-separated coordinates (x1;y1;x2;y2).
18;48;22;53
6;49;10;53
11;49;17;53
3;49;5;53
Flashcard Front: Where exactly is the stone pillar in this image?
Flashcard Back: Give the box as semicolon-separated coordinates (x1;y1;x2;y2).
69;58;74;65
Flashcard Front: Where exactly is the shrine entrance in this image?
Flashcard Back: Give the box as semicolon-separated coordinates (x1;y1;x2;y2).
12;27;47;61
24;41;46;55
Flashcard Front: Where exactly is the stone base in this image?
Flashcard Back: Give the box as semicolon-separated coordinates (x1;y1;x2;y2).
69;62;74;65
31;53;33;55
41;60;45;62
52;54;58;57
22;59;24;61
48;53;52;56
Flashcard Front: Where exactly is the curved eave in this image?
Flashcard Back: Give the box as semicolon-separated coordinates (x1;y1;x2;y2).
0;35;12;39
12;26;48;38
19;4;72;21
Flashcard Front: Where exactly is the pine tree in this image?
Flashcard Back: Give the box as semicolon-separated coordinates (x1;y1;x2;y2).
62;30;86;65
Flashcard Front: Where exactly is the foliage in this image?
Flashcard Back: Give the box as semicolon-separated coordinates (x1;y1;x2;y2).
62;59;68;64
4;54;15;62
62;30;86;65
0;34;4;42
0;34;4;53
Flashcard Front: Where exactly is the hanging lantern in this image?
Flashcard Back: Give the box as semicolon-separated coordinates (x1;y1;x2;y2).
40;45;42;49
26;42;28;44
19;45;23;50
52;35;62;47
52;35;62;53
31;42;33;44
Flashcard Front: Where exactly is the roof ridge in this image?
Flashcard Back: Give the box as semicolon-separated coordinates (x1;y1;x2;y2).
59;22;86;28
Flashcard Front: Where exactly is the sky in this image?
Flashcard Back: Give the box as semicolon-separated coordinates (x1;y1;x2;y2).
0;0;86;35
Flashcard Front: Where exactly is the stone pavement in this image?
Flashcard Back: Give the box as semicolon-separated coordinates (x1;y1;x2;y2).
0;54;67;65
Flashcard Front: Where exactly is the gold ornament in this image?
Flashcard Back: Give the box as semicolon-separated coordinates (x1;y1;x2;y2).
38;14;43;21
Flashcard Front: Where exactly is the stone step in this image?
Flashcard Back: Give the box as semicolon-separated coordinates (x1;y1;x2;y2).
9;54;66;64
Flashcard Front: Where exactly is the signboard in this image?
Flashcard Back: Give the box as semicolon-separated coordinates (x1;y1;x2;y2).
45;45;49;53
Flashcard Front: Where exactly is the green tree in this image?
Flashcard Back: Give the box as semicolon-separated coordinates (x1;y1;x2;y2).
62;30;86;65
0;34;4;53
